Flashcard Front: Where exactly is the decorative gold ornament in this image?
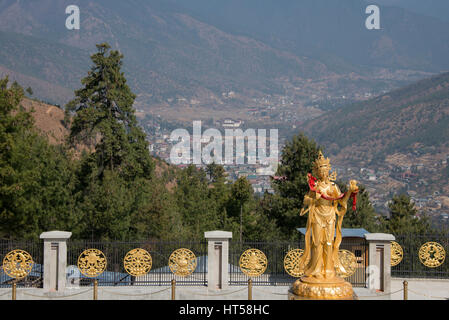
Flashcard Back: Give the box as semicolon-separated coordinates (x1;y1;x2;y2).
2;250;34;279
123;248;152;276
77;248;107;277
169;248;197;277
239;248;268;277
284;249;305;278
419;242;445;268
391;241;404;267
336;249;357;278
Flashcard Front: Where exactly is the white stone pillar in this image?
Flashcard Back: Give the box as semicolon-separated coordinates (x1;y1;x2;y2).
364;233;395;294
204;231;232;290
39;231;72;292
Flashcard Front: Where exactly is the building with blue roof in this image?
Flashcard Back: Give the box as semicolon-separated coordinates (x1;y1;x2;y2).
296;228;370;238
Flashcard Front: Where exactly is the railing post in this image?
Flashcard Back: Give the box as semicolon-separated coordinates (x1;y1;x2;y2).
248;278;252;300
12;282;16;300
93;280;98;300
204;231;233;290
403;280;408;300
171;279;176;300
39;231;72;292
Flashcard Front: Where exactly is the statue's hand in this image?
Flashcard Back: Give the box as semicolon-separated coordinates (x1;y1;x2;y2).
349;180;359;193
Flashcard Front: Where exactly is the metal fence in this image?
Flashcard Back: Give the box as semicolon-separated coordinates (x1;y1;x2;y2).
339;238;368;287
229;240;303;286
66;240;208;286
229;238;368;287
392;234;449;279
0;240;43;288
10;233;449;289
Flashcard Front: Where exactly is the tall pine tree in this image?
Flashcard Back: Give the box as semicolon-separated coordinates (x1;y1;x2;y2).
263;133;321;238
65;43;153;181
65;43;156;240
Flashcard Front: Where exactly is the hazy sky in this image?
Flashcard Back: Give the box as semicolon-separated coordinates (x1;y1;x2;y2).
370;0;449;22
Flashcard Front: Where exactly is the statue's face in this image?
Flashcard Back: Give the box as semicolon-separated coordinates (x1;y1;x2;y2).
317;164;330;179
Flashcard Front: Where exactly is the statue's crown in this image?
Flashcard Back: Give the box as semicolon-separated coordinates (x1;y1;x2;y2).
314;151;330;167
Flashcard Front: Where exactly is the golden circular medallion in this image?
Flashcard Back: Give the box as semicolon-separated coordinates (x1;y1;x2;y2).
336;249;357;278
2;249;34;279
77;248;107;277
169;248;197;277
283;249;304;278
123;248;152;276
419;242;445;268
391;241;403;267
239;248;268;277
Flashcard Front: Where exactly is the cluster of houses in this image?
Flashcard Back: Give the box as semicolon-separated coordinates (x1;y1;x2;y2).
146;118;280;195
224;165;275;195
333;158;449;225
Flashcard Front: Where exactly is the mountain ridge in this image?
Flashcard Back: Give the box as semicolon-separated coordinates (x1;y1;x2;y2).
302;72;449;167
0;0;448;114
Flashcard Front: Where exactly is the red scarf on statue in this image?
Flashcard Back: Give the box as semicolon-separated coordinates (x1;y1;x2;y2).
307;173;358;211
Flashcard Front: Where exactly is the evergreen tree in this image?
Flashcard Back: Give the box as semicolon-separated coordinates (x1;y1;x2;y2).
274;133;320;201
206;162;226;182
386;194;433;235
0;78;78;239
174;165;220;240
65;43;153;181
338;183;383;232
75;169;133;240
216;176;280;241
206;164;231;230
229;176;252;242
264;133;321;238
128;176;181;240
64;43;161;240
245;203;283;241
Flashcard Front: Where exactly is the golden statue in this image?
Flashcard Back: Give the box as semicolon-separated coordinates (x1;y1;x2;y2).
289;151;359;300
